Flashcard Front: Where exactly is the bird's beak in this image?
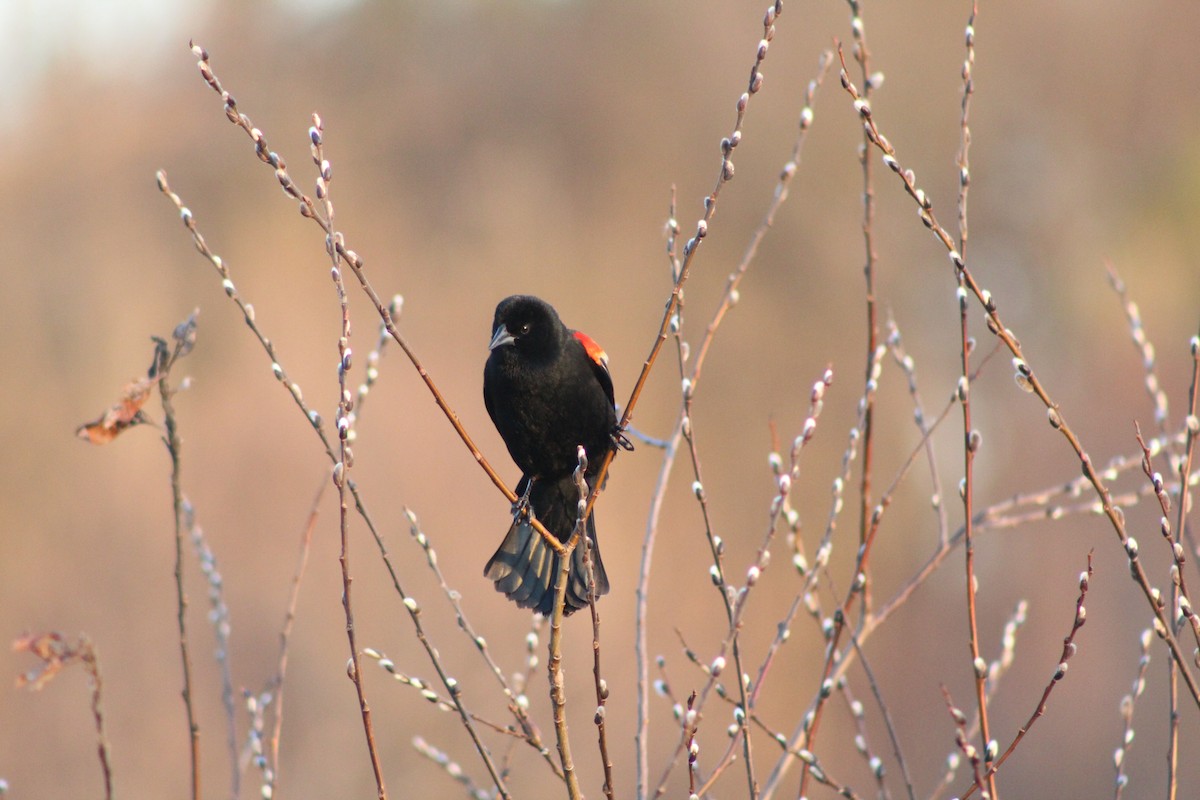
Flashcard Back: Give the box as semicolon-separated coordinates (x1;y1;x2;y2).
488;325;515;351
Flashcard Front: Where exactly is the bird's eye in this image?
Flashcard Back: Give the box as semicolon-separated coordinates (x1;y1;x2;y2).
518;323;532;335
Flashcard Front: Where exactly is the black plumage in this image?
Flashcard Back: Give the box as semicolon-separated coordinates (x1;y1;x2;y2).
482;295;617;616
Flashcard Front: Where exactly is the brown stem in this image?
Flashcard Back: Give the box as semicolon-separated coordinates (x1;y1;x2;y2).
158;344;202;800
835;43;1200;709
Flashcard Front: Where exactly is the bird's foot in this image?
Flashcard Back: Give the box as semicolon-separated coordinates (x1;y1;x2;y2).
611;425;634;452
511;477;535;521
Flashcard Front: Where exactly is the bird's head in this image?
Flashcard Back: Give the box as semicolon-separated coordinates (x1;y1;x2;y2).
488;295;563;358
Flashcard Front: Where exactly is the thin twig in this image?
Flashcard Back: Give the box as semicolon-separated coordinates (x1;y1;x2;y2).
675;374;758;797
402;508;564;781
260;308;392;796
761;346;886;799
686;370;833;798
1171;329;1200;798
311;114;389;800
165;59;513;796
1136;427;1200;652
13;633;115;800
1106;264;1171;434
586;527;615;800
158;332;202;800
835;43;1200;708
546;449;590;800
941;685;988;798
1113;628;1152;799
885;317;951;546
635;369;681;799
412;737;493;800
182;42;563;555
843;0;882;630
959;554;1094;799
1174;331;1200;635
849;633;914;800
684;692;700;798
951;7;994;793
266;460;324;796
648;36;831;800
361;648;526;738
183;500;238;798
581;0;786;553
244;691;272;795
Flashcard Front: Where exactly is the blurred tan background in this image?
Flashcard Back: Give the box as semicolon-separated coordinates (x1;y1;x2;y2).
3;0;1200;797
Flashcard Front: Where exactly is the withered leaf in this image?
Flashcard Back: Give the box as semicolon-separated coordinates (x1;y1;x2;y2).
76;375;158;445
13;632;70;690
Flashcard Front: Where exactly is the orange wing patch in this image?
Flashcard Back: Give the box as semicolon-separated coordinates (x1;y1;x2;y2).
573;330;609;370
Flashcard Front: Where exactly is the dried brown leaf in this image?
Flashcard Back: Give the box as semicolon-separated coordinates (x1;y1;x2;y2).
76;375;158;445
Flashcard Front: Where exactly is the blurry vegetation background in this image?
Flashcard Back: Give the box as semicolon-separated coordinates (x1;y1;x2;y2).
2;0;1199;797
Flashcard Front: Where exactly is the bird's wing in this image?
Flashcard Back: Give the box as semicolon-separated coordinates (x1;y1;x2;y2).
572;330;615;408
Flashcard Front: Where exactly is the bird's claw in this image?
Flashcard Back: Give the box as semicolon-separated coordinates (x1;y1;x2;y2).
511;478;535;520
612;425;634;452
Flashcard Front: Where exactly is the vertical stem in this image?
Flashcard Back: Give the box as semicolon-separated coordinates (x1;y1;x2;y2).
314;114;389;799
848;2;881;569
81;639;115;800
1166;326;1199;800
336;456;386;797
959;287;995;799
802;15;880;792
635;424;681;800
161;360;202;800
548;543;582;800
588;544;615;800
955;7;996;797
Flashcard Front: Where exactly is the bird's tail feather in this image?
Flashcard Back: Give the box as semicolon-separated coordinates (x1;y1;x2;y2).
484;475;608;616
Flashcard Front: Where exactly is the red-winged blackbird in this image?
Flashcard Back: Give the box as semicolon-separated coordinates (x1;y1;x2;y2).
483;295;618;616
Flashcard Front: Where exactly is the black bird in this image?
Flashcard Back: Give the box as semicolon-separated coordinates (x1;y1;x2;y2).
483;295;618;615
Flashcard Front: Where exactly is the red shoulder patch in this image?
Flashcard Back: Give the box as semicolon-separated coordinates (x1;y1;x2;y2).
573;330;609;370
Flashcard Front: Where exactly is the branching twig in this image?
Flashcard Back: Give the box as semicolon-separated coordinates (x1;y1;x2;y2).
849;633;914;800
156;320;202;800
545;448;591;800
654;44;836;800
182;42;565;556
631;6;801;797
164;58;512;797
885;317;952;546
835;43;1200;709
950;9;996;796
311;115;389;800
412;737;492;800
585;0;786;554
265;458;325;796
930;599;1029;800
959;555;1094;799
941;685;988;799
1113;629;1152;799
183;500;238;798
843;0;882;629
1136;427;1200;651
585;528;615;800
401;508;563;781
14;632;114;800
